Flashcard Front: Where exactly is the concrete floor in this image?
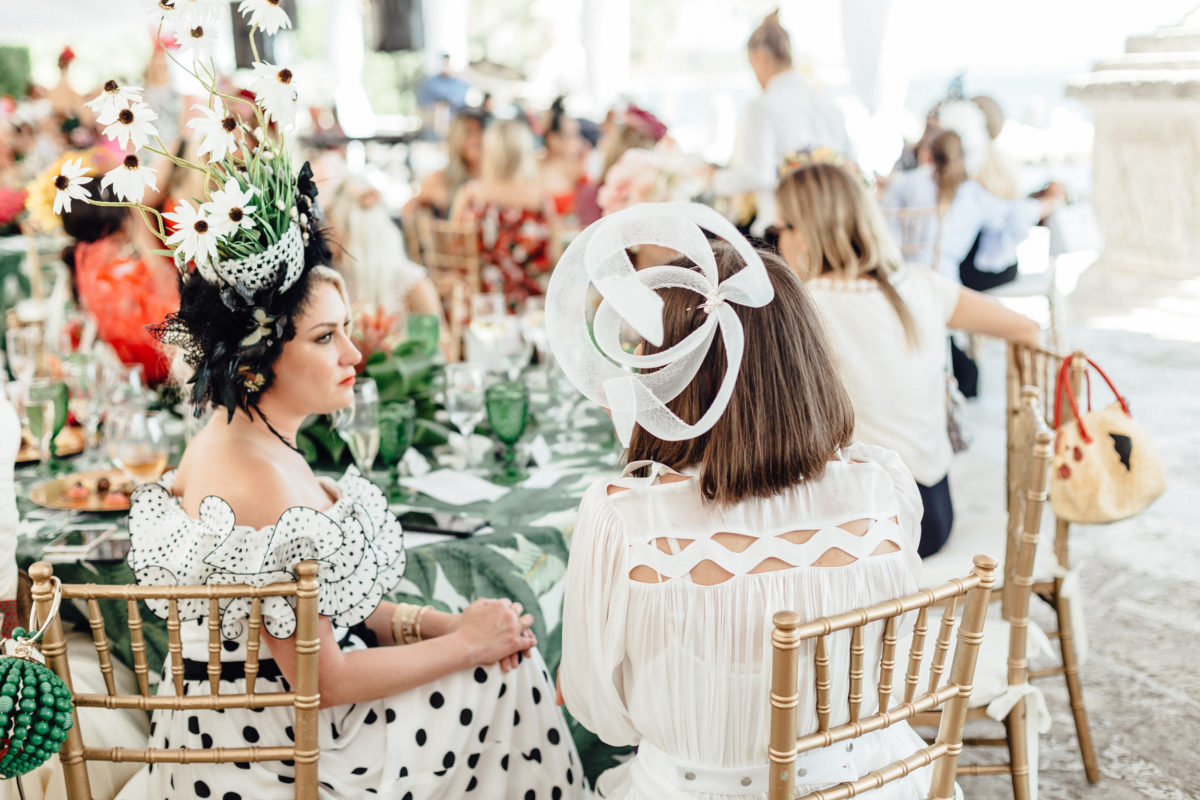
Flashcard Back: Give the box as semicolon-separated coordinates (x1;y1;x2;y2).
932;263;1200;800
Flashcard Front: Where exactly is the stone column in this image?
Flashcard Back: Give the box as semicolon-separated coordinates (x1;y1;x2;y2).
1067;11;1200;278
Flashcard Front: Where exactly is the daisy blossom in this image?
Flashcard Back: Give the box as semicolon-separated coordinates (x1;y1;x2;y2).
176;22;219;63
237;0;292;35
187;104;241;160
85;80;144;124
51;158;93;215
249;62;298;127
165;201;220;265
102;102;160;150
100;154;158;203
202;178;259;237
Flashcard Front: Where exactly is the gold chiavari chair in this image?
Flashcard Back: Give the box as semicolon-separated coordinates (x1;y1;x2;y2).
768;555;998;800
910;394;1055;800
414;211;483;298
881;207;943;267
1005;344;1099;784
29;561;321;800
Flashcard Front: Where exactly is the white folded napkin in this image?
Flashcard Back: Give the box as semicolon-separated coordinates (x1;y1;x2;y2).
399;469;508;505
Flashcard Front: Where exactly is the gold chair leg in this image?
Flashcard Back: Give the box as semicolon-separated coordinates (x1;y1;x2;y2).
1053;579;1100;783
1005;699;1032;800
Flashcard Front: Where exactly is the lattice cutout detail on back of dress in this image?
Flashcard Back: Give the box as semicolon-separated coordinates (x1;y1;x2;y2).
614;462;906;586
627;518;904;585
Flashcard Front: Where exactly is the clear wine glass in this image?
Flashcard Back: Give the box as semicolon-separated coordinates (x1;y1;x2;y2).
62;353;105;466
332;377;381;476
5;326;41;384
104;407;168;485
442;364;487;473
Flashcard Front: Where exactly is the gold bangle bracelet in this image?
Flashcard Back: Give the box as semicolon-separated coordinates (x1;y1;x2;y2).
392;603;433;645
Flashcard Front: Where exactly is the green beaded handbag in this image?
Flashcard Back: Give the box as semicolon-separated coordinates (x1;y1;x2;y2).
0;576;75;779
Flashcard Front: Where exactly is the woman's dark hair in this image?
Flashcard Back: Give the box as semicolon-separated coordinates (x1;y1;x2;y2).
626;242;854;505
60;185;125;269
151;162;338;438
544;96;568;137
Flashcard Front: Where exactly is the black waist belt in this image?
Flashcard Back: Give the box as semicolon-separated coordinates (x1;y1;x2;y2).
180;658;284;683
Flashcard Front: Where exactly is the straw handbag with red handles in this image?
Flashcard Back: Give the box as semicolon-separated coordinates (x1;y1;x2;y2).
1051;354;1165;523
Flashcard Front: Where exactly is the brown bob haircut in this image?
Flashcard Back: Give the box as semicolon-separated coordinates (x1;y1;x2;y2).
626;242;854;505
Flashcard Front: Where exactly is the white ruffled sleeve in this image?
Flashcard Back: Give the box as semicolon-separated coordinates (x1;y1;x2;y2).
128;467;406;640
560;479;639;747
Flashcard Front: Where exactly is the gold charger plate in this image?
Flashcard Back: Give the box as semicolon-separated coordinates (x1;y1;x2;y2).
16;426;87;464
29;469;136;512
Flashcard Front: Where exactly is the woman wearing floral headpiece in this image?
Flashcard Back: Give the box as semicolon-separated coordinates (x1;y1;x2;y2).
54;3;586;798
775;158;1041;557
554;204;943;799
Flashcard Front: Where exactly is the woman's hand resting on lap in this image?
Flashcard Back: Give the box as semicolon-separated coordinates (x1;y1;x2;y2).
454;598;536;673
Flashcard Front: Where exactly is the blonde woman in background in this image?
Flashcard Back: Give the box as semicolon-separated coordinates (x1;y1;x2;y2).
403;108;486;220
452;119;558;307
775;157;1041;557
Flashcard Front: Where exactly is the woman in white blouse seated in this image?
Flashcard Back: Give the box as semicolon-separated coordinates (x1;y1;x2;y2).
559;238;938;799
775;156;1040;557
881;129;1060;291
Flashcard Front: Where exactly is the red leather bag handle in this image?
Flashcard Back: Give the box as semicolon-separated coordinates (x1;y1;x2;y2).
1053;354;1131;444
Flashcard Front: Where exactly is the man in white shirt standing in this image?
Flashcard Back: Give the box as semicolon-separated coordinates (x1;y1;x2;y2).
713;10;854;238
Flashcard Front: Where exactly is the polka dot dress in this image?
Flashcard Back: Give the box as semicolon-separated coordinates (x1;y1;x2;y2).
120;468;583;799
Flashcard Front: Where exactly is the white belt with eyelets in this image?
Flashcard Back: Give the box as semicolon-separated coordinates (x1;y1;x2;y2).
635;730;890;796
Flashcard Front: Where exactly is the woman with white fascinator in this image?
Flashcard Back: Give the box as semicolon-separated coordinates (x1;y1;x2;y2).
550;204;942;799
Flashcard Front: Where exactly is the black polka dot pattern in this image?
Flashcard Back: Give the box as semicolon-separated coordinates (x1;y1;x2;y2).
129;469;578;798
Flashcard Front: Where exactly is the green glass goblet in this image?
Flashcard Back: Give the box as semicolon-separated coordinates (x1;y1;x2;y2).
378;399;417;482
484;381;529;484
407;313;441;357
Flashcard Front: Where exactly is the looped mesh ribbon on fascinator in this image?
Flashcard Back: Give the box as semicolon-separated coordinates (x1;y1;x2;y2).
544;202;774;446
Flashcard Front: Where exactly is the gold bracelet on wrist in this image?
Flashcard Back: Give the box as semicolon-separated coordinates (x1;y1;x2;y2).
391;603;433;645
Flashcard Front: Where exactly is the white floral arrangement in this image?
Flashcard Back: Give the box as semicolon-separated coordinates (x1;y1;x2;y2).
49;0;305;289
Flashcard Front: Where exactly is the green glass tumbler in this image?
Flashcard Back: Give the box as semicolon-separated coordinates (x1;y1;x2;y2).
378;399;417;478
407;313;441;356
484;381;529;482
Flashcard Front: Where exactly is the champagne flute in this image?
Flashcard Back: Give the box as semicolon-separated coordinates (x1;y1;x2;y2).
332;377;381;476
105;407;168;484
485;381;530;483
23;378;59;477
442;364;486;472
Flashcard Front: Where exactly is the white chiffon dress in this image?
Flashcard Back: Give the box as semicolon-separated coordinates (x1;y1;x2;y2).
560;443;943;800
119;468;583;800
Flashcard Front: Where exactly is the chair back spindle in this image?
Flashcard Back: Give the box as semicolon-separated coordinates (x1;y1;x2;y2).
28;561;322;800
768;556;997;800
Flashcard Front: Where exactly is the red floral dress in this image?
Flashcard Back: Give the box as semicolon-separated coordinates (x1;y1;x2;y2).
73;237;179;384
458;198;553;308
